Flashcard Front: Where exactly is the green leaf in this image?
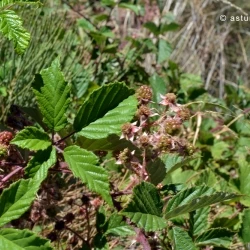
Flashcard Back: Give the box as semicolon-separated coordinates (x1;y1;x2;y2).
165;186;240;219
166;186;213;211
180;73;203;95
73;82;134;132
147;158;166;185
0;0;40;8
0;148;56;226
78;95;137;139
77;134;137;151
101;0;115;7
160;22;179;34
163;169;195;186
211;141;229;159
11;126;51;151
195;169;217;188
63;145;112;205
143;22;159;36
157;0;165;13
157;38;172;64
0;9;30;54
161;153;196;175
149;73;167;103
25;147;54;178
78;18;96;32
172;227;197;250
33;58;70;132
118;3;141;15
104;213;135;237
93;233;108;250
239;160;250;206
189;207;210;236
241;208;250;244
121;182;166;232
0;228;53;250
195;228;234;248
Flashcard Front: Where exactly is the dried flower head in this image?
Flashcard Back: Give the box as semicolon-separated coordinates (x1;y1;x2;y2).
136;85;153;103
139;133;150;147
121;122;140;141
177;108;191;121
136;105;151;118
159;93;176;106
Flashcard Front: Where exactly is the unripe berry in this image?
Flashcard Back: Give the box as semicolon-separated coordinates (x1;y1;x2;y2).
139;134;150;147
136;105;151;118
121;123;133;135
186;143;195;155
0;144;8;158
164;119;181;134
156;135;171;152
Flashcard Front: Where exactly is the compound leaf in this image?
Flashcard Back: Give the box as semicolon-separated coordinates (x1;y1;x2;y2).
63;145;112;205
121;182;166;232
11;126;51;151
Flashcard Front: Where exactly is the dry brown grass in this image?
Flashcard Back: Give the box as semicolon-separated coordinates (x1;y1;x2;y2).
163;0;250;98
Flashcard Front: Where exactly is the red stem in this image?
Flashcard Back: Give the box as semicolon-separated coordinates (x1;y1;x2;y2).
0;166;23;187
135;228;151;250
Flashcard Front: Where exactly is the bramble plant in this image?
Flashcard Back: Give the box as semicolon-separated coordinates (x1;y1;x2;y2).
0;59;244;249
1;1;250;249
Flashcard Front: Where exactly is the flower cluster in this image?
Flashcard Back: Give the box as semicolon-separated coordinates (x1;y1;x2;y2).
117;85;195;180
